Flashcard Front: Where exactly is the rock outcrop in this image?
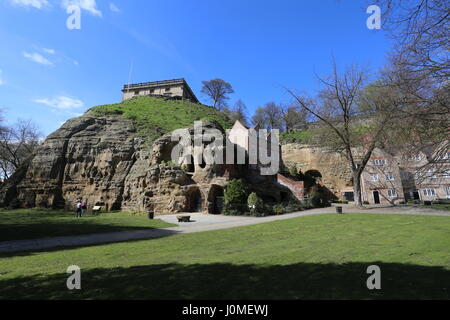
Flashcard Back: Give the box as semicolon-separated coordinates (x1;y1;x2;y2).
0;111;288;215
281;143;354;199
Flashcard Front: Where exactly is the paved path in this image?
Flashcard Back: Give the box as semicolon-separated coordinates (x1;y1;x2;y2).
0;205;448;254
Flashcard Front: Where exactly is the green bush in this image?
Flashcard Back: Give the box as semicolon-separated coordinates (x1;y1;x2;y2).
247;192;264;214
223;179;249;215
273;204;285;215
284;200;305;213
309;192;322;208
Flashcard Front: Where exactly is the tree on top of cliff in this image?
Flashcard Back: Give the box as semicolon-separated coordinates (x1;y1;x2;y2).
201;78;234;111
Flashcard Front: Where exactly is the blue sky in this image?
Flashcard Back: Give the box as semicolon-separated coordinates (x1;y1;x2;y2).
0;0;391;136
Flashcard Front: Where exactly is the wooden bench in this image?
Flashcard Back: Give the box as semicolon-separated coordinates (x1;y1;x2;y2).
177;215;191;223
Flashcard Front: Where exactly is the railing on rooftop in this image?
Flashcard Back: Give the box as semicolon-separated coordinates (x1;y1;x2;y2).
123;78;185;90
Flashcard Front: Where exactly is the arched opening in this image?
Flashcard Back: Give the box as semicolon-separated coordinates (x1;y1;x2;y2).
208;185;224;214
185;187;203;212
304;169;322;188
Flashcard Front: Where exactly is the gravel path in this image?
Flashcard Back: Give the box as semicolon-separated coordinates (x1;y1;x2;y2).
0;205;448;253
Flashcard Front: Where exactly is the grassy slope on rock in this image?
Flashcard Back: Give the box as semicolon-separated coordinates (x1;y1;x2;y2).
90;97;233;142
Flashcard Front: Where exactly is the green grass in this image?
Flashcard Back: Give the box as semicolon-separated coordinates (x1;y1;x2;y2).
0;209;175;242
422;204;450;211
90;97;233;142
0;213;449;299
280;130;312;144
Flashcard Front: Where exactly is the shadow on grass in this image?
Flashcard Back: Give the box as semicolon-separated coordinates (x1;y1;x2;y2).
0;262;449;300
0;221;170;242
0;227;180;258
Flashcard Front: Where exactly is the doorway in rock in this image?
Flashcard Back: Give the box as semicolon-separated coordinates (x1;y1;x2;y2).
208;185;224;214
186;187;203;212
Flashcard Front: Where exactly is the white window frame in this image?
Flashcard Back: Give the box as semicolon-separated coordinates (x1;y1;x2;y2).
443;170;450;179
387;189;397;198
373;159;386;166
445;186;450;198
423;188;436;197
384;173;395;181
408;155;422;161
371;173;379;182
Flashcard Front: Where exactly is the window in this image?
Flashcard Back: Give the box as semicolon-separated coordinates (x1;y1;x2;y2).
384;173;395;181
441;151;450;160
371;174;379;182
414;171;422;180
388;189;397;198
373;159;386;166
445;186;450;198
165;87;171;92
423;188;436;197
134;90;139;95
443;170;450;179
409;155;422;161
427;170;437;179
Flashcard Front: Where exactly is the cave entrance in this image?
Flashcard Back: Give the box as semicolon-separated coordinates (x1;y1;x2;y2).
304;169;323;188
208;185;224;214
185;187;203;212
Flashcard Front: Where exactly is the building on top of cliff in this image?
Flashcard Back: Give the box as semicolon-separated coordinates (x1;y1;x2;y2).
122;78;199;103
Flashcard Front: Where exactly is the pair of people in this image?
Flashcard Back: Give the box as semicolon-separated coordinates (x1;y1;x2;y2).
75;200;88;218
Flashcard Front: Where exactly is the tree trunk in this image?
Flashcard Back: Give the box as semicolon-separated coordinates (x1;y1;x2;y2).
353;171;363;207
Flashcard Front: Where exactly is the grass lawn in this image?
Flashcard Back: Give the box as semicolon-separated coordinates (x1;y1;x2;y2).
0;209;175;242
422;204;450;211
0;213;449;299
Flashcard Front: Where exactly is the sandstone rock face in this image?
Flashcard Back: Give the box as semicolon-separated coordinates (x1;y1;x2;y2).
6;113;141;211
0;113;295;215
281;143;354;199
0;115;249;214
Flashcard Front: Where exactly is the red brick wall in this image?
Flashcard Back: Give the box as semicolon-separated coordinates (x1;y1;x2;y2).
277;174;305;200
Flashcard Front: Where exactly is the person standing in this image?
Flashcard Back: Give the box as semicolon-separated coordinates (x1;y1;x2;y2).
76;201;82;218
81;201;87;215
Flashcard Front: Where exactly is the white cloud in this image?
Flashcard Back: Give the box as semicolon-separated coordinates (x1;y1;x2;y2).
0;70;4;86
34;96;84;110
109;3;119;12
23;52;53;65
42;48;55;54
61;0;102;17
9;0;49;9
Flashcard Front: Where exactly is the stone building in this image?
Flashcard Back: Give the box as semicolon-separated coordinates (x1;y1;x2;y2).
281;142;450;204
361;147;450;204
122;78;199;103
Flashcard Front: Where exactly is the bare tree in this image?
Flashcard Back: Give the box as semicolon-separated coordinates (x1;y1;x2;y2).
225;99;249;126
281;102;309;132
251;106;267;129
201;78;234;111
286;62;405;206
375;0;450;174
263;102;283;130
0;119;42;180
